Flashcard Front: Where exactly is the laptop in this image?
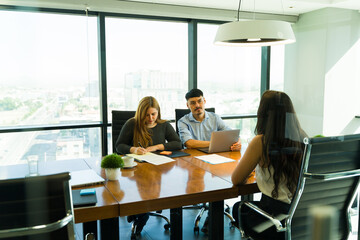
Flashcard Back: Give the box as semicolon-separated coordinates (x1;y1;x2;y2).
198;129;240;154
70;169;105;187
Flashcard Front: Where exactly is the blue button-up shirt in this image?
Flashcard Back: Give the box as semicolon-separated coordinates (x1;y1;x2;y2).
178;111;231;145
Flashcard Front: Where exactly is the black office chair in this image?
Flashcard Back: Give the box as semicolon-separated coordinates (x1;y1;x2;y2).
175;108;236;233
112;110;136;153
0;172;75;240
111;110;171;238
238;134;360;240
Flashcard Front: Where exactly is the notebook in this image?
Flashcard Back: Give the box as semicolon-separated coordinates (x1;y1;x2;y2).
198;129;240;154
154;150;191;158
70;169;105;187
72;189;97;207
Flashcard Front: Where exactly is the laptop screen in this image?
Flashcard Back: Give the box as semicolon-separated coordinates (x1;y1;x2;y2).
70;169;104;187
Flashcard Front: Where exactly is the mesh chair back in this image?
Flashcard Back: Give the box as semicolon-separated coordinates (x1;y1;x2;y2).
175;108;215;135
288;134;360;240
0;172;75;240
112;110;136;153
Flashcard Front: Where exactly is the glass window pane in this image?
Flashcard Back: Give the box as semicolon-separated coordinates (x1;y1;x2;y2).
106;18;188;120
224;118;257;143
0;11;100;127
0;128;101;166
198;23;261;116
270;45;285;91
108;126;113;154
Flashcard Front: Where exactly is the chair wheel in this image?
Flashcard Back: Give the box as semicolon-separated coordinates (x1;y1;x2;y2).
194;226;199;233
164;223;171;230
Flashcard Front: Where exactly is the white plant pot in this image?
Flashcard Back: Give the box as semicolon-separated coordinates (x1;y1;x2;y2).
105;168;121;181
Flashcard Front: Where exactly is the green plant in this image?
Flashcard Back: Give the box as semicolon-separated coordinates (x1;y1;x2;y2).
101;153;124;169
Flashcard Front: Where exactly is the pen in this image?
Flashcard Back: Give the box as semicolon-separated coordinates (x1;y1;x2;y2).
135;142;145;163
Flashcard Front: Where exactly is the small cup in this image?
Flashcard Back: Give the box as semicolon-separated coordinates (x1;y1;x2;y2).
27;155;39;176
122;156;134;168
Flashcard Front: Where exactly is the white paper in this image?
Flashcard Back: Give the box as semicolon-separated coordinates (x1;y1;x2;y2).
127;152;175;165
195;154;235;164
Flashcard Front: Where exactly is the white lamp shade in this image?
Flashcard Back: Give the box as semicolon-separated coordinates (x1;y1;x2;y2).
214;20;296;47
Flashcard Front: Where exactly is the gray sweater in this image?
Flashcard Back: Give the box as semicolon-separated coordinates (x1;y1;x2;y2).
115;118;182;154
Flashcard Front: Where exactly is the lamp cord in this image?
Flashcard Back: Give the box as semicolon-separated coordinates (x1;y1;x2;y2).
237;0;241;21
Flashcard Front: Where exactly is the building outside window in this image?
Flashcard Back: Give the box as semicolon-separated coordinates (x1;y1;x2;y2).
105;18;188;121
0;11;101;165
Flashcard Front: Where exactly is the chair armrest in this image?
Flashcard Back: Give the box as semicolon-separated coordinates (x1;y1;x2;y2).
304;169;360;181
0;212;73;238
242;201;287;232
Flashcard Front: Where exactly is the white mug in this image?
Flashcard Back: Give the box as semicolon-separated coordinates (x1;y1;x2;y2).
122;156;134;168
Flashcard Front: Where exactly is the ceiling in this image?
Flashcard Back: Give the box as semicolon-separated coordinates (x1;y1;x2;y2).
0;0;359;17
120;0;360;15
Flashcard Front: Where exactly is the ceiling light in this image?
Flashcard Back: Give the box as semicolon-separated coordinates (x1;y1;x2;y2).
214;0;296;47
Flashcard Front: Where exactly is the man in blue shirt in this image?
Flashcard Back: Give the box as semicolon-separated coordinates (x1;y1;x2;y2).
177;88;242;233
178;88;241;150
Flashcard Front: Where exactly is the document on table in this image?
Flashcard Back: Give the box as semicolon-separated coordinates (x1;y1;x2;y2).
127;152;175;165
195;154;235;164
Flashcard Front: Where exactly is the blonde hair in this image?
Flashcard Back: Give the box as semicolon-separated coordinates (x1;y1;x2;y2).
133;96;166;147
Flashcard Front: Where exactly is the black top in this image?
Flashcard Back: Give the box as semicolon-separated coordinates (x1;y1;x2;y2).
115;118;182;154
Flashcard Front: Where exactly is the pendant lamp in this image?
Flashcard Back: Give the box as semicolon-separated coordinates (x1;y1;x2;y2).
214;0;296;47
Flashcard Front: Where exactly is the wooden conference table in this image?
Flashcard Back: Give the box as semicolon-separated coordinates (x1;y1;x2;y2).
0;149;259;240
84;149;258;240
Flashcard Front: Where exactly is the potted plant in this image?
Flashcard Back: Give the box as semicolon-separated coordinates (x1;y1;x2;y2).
101;153;124;180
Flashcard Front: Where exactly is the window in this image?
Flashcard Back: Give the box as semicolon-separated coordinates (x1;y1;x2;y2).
0;10;269;165
224;118;257;143
0;11;100;127
106;18;188;120
197;23;261;116
0;10;100;165
270;45;285;91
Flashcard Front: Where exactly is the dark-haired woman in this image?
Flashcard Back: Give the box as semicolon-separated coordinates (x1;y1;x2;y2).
231;90;307;239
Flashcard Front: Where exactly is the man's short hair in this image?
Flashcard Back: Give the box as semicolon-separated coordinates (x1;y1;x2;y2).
185;89;203;100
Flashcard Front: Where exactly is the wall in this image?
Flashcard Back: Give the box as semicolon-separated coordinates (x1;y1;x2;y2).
285;8;360;137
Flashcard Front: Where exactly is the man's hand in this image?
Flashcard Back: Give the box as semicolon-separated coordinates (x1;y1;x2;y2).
230;138;242;151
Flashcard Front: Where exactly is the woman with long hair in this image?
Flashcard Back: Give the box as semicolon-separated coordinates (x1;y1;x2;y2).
231;90;307;239
115;96;181;235
116;96;182;155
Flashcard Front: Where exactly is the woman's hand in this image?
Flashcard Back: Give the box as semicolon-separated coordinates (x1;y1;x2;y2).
131;147;147;155
146;144;164;152
230;138;242;151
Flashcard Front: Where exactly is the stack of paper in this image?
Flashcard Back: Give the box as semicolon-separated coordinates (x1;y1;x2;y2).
195;154;235;164
127;152;175;165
